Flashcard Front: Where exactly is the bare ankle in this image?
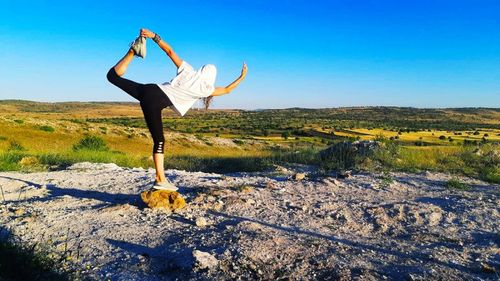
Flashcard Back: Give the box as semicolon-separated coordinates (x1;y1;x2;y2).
113;67;123;77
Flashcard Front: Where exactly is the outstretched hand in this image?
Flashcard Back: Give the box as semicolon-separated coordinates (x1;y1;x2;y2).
241;62;248;76
140;28;155;39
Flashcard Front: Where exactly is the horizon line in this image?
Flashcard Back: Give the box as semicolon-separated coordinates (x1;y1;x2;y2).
1;99;499;111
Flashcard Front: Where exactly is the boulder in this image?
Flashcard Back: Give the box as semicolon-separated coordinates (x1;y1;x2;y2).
195;217;209;227
212;201;224;211
273;164;290;174
338;170;352;179
266;181;278;189
428;211;442;226
321;140;379;159
193;250;218;269
140;189;186;211
322;177;341;186
319;140;380;170
238;185;254;193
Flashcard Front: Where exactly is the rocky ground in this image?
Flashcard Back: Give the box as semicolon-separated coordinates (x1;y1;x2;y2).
0;162;499;280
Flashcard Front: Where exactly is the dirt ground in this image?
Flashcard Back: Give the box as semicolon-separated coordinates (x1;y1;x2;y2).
0;162;499;280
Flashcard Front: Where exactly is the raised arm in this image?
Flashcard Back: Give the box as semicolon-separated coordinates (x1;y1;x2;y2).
140;28;183;68
211;63;248;96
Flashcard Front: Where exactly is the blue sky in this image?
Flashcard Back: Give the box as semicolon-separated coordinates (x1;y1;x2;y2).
0;0;499;109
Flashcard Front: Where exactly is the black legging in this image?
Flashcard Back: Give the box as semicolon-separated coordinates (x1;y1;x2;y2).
106;68;172;154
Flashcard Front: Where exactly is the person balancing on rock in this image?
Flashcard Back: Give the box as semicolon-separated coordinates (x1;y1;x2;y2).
107;28;248;191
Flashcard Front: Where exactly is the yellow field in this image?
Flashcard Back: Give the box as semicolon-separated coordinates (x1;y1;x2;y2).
314;127;500;145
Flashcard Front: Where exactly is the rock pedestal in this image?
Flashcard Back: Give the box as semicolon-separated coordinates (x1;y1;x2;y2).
293;173;306;181
140;189;186;211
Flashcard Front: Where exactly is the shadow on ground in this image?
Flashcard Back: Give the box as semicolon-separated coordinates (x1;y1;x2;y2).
0;175;143;208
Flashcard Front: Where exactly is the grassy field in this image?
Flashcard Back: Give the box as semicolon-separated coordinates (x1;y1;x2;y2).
0;100;498;181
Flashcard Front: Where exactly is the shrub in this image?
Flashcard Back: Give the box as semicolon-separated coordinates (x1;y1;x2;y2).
0;233;74;280
439;135;446;140
370;141;400;169
378;172;394;187
72;135;109;151
281;131;290;140
0;151;29;171
19;156;39;167
68;118;85;124
39;125;55;132
463;139;474;146
165;155;272;173
14;119;24;124
374;134;386;142
272;147;320;167
0;136;7;141
446;178;470;190
37;153;74;168
36;150;144;170
233;139;245;145
481;167;500;184
8;141;25;151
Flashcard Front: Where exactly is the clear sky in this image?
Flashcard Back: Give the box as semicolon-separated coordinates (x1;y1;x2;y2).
1;0;499;109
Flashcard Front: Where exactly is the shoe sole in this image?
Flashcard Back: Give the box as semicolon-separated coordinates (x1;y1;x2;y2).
152;185;178;191
131;37;146;58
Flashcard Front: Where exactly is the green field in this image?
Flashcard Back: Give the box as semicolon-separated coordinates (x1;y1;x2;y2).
0;100;498;182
